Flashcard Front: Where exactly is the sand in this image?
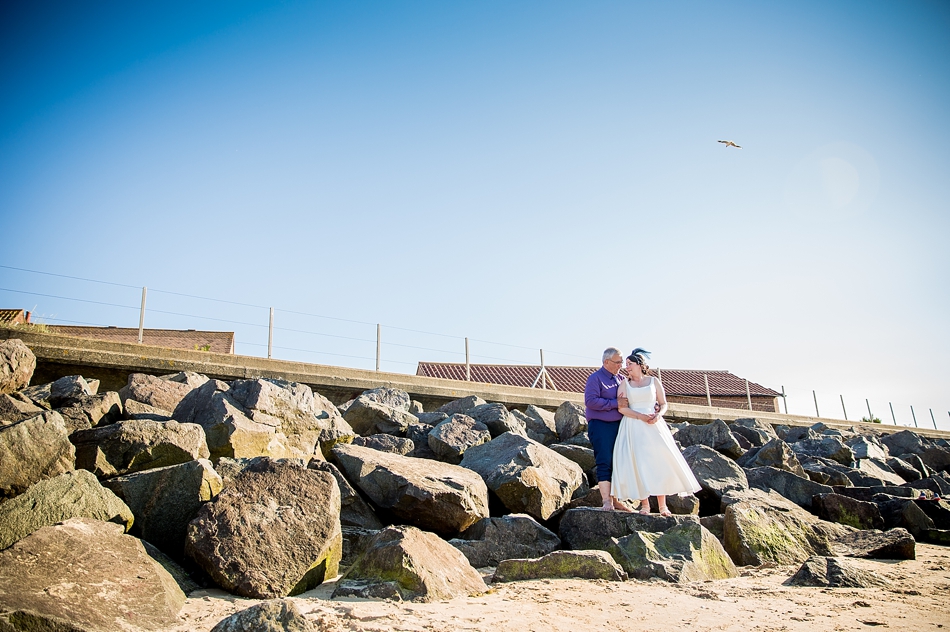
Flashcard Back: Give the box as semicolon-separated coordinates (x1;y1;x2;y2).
172;544;950;631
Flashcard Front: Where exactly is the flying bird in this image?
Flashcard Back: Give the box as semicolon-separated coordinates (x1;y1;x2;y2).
717;140;742;149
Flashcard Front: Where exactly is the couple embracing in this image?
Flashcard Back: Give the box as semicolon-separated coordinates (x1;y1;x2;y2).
584;347;700;515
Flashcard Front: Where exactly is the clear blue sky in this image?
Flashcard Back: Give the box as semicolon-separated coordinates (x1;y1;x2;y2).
1;1;948;428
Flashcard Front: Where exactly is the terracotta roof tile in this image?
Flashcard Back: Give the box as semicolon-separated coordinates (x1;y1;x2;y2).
44;325;235;354
416;362;781;397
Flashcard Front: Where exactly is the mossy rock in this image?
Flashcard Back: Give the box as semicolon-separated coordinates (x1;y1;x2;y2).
493;550;626;582
608;521;738;582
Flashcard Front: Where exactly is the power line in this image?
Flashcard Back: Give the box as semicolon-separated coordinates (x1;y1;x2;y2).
0;287;138;311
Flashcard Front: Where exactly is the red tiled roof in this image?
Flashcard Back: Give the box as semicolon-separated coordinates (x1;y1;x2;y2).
44;326;235;354
0;309;30;325
416;362;781;397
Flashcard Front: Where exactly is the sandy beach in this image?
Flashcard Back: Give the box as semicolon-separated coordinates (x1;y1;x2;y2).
172;543;950;632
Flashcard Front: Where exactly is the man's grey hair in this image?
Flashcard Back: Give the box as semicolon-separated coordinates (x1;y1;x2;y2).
602;347;622;363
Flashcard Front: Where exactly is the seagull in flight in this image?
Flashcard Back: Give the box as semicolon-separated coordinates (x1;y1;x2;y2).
717;140;742;149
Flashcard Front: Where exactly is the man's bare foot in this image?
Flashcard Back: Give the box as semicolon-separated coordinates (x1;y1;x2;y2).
600;501;615;511
612;500;634;513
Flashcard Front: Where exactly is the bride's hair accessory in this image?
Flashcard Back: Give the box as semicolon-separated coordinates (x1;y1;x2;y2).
626;348;651;373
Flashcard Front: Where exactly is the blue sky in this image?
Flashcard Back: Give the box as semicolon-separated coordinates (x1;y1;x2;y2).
1;1;948;428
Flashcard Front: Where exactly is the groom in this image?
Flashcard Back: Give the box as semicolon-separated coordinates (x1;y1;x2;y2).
584;347;631;511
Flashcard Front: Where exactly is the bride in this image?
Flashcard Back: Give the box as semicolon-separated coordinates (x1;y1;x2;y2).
612;348;701;516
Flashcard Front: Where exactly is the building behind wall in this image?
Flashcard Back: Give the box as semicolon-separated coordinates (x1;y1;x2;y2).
417;362;782;412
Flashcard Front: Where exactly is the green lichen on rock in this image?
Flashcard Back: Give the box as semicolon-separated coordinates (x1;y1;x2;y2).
608;521;737;582
723;499;837;567
493;550;626;582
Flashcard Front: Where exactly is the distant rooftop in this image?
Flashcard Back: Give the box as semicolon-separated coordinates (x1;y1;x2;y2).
416;362;781;398
44;324;235;354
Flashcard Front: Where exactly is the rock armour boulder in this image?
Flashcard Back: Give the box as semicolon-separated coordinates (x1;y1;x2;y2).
449;514;561;568
554;401;587;441
427;413;491;464
494;550;626;582
332;443;488;533
0;339;35;395
675;419;743;459
787;556;889;588
0;469;133;550
185;458;342;598
0;411;74;499
71;418;210;478
0;518;185;632
333;526;486;602
210;599;316;632
122;372;194;413
103;459;223;559
307;459;383;529
460;432;585;521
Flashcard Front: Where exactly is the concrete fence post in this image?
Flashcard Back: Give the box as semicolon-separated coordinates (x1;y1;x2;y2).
137;287;147;344
745;379;753;411
840;394;848;421
781;385;788;414
267;308;274;359
376;324;381;372
465;337;470;381
910;405;918;428
813;390;820;417
866;399;873;421
930;408;937;430
704;373;712;407
889;402;896;424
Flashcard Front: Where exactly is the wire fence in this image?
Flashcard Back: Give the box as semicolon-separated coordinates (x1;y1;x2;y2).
0;263;946;431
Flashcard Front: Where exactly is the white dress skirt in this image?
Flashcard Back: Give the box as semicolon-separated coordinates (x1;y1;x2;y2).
611;377;701;501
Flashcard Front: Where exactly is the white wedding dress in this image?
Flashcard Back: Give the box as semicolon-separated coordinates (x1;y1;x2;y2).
611;377;701;501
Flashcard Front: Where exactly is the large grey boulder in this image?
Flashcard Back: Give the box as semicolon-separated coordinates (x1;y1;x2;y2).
427;413;491;464
832;528;916;560
361;387;412;412
72;419;210;478
681;444;748;513
173;379;294;460
921;446;950;472
800;456;854;487
332;443;489;533
728;418;778;447
121;372;194;413
467;402;526;438
48;375;95;407
558;508;737;582
876;497;935;538
674;419;743;459
449;514;561;568
185;458;342;598
103;459;223;559
554;401;587;441
436;395;487;416
228;378;352;457
333;526;486;602
494;550;626;582
722;489;850;566
0;411;74;499
736;438;806;477
549;443;596;473
813;493;884;530
847;435;888;460
343;395;418;436
745;466;833;510
124;398;173;421
887;456;924;482
0;392;44;424
210;599;316;632
0;470;133;550
787;556;889;588
353;433;414;455
307;459;383;529
521;405;559;446
0;339;35;395
460;432;585;521
56;391;123;432
0;518;185;631
405;422;438;459
881;429;927;457
852;458;907;486
790;437;854;466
